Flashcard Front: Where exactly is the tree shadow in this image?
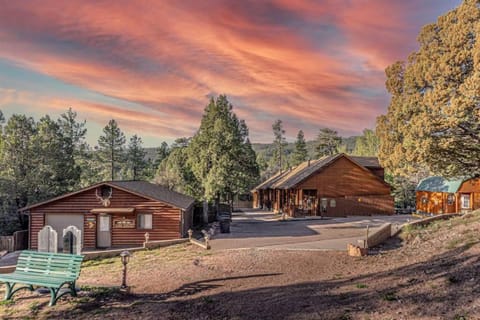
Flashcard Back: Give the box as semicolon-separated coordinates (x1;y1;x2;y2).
44;245;480;319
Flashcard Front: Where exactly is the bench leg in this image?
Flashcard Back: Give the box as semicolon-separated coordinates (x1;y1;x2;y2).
48;282;76;307
4;282;34;300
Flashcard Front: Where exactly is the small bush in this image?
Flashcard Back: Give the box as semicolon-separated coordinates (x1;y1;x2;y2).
356;283;368;289
382;292;397;301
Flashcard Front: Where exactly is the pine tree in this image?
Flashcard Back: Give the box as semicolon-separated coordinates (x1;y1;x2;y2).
315;128;342;157
188;95;259;202
97;119;126;181
154;141;170;170
126;134;147;180
57;108;87;190
291;130;308;166
272;119;287;171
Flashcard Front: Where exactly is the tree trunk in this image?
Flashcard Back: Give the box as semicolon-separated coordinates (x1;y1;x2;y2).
203;200;208;225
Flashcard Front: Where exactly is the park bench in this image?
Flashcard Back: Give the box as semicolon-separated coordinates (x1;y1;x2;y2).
0;250;84;306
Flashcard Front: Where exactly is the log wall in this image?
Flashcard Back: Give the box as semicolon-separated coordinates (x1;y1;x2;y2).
29;187;184;249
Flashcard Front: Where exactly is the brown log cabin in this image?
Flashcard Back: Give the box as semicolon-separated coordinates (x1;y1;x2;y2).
19;181;195;251
416;176;480;214
252;154;394;217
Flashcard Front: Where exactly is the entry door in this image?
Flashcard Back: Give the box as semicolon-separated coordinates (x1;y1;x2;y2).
97;215;111;248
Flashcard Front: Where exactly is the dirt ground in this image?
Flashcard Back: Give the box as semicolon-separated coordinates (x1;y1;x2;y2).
1;213;480;319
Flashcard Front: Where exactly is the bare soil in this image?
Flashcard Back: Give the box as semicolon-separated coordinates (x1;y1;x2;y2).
1;212;480;319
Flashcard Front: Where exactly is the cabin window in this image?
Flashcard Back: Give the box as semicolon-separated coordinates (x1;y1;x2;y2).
460;194;470;209
330;199;336;207
137;214;153;229
447;194;455;205
421;196;428;205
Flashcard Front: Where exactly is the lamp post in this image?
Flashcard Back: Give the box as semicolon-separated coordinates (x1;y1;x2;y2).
120;251;131;289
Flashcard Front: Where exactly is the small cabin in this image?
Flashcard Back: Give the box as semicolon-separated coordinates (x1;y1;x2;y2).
252;154;394;217
20;181;195;251
416;176;480;214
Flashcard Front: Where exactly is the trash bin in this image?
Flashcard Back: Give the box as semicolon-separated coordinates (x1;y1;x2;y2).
219;220;230;233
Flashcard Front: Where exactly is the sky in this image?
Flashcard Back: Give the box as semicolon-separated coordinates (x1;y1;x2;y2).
0;0;461;147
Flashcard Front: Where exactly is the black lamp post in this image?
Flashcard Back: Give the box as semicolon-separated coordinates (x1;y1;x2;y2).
120;251;131;289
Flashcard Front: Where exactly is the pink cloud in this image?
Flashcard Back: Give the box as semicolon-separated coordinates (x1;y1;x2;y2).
0;0;460;143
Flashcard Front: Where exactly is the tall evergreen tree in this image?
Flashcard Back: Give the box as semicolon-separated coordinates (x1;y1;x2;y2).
57;108;87;190
315;127;342;157
33;116;75;199
126;134;147;180
291;130;308;166
272;119;287;171
154;141;170;170
0;115;36;232
188;95;259;203
97;119;126;181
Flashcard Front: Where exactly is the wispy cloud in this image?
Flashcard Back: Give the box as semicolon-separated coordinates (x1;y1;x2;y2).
0;0;461;143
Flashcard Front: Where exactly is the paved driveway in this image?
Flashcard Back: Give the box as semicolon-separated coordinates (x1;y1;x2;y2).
210;211;415;251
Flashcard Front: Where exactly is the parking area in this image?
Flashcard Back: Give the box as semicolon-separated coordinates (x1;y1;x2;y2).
210;210;415;251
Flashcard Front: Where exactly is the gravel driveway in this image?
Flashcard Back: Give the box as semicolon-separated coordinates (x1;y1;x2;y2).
211;210;415;251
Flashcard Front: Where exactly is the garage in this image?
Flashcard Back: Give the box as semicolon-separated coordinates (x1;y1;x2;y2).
45;214;84;250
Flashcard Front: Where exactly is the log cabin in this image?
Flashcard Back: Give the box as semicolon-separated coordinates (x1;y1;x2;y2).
19;181;195;251
416;176;480;214
252;154;394;217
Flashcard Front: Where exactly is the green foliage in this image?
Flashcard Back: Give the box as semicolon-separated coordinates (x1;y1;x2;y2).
271;119;288;171
377;1;480;178
352;129;379;156
96;119;126;181
188;95;259;202
154;141;170;170
154;138;200;198
291;130;308;166
315;127;342;157
126;135;148;180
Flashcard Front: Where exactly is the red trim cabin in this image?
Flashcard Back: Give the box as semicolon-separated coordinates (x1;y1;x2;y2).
252;154;394;217
20;181;195;251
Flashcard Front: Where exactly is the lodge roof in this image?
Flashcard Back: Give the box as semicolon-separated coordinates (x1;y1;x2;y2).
416;176;465;193
253;154;386;191
19;180;195;212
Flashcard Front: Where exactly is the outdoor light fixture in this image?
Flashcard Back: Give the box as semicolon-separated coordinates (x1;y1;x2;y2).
120;250;131;289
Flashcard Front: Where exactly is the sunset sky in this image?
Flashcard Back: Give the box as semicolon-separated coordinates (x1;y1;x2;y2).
0;0;461;147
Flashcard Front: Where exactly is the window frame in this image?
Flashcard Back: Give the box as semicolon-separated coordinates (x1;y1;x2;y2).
137;213;153;230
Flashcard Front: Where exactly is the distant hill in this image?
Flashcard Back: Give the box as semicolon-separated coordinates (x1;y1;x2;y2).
143;136;359;165
252;136;359;165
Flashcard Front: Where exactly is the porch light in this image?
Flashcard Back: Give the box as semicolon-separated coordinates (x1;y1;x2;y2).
120;251;131;289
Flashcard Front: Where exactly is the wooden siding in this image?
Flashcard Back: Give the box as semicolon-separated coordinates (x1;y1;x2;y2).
29;186;183;249
297;157;391;197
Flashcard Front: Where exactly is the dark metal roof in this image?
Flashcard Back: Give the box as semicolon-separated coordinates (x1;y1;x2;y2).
349;156;381;168
20;180;195;211
109;181;195;210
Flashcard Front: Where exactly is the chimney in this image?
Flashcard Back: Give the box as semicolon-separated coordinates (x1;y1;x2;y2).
307;159;311;167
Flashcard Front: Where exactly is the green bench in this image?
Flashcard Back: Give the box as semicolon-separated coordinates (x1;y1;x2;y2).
0;250;84;306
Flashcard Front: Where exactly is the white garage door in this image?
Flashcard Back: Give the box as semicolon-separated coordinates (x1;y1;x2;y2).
46;214;84;250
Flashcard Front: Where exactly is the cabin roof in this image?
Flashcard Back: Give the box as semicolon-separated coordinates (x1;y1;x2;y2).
20;180;195;212
272;154;341;189
252;170;291;191
349;156;381;168
416;176;464;193
252;154;387;191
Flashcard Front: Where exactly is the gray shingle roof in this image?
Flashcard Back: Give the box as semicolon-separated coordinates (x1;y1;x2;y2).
20;180;195;211
109;181;195;210
252;170;291;191
272;154;341;189
349;156;381;168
